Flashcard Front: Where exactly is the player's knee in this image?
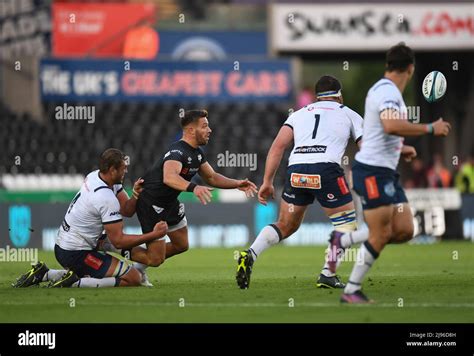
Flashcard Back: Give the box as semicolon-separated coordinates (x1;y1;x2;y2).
147;255;165;267
394;225;414;243
174;240;189;253
121;268;141;286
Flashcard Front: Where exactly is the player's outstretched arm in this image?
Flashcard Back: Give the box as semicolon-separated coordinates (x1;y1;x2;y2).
199;162;257;198
163;160;214;205
116;178;144;217
104;220;167;250
381;109;451;137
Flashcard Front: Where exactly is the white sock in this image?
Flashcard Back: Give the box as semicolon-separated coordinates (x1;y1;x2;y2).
73;277;118;288
249;224;281;260
321;244;344;277
42;269;67;282
344;241;378;294
132;262;147;274
341;227;369;248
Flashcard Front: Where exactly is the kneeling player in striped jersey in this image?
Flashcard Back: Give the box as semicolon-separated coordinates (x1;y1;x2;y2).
236;75;370;289
12;149;168;288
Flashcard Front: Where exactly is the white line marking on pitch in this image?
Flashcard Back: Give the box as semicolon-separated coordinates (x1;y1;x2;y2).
1;301;473;308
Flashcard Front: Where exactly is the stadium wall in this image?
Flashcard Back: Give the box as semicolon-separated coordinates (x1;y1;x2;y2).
1;192;472;250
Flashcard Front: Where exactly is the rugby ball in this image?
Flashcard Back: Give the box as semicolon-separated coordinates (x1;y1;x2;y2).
422;71;447;103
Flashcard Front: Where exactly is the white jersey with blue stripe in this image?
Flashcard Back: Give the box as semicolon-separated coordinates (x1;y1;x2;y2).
355;78;407;170
56;170;123;251
284;101;363;166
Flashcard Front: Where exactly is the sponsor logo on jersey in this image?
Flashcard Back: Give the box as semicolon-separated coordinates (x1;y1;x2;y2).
61;219;70;232
84;253;103;270
188;156;192;163
152;205;164;214
178;203;185;217
290;173;321;189
198;154;202;162
283;192;296;199
365;176;380;199
337;176;350;195
109;211;120;216
294;145;327;154
384;182;396;197
165;150;183;158
326;193;338;202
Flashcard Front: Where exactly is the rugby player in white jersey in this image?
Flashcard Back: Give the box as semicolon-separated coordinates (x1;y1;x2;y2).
339;43;451;303
12;149;168;288
236;75;369;289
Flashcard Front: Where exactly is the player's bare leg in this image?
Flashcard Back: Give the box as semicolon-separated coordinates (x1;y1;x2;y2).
236;200;307;289
166;226;189;259
341;205;393;303
389;203;414;244
97;236;162;287
139;239;166;267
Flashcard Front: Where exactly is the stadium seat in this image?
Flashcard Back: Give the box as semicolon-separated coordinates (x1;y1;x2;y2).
0;101;290;189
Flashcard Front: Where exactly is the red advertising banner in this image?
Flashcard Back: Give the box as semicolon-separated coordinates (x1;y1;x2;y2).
52;2;156;57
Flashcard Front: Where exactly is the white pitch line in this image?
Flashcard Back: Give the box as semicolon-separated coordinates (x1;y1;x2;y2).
0;301;473;308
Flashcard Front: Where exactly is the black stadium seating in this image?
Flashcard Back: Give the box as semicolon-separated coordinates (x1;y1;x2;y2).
1;101;291;188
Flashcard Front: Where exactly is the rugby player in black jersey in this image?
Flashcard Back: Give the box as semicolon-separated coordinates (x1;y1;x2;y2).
119;110;257;279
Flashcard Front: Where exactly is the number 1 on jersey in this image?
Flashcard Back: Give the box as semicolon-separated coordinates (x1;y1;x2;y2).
312;114;320;139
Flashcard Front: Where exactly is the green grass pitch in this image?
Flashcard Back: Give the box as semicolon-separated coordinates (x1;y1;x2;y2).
0;242;473;323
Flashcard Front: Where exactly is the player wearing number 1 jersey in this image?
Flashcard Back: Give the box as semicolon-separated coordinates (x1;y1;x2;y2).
236;75;369;289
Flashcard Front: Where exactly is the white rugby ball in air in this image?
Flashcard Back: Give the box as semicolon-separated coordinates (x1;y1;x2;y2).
422;71;447;103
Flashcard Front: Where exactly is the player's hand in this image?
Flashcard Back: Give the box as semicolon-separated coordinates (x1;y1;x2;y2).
432;118;451;136
401;145;417;162
152;221;168;238
258;182;275;206
236;178;258;198
132;178;144;199
193;185;214;205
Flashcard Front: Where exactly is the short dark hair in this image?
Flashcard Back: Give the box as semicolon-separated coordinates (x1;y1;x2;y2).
386;42;415;72
99;148;125;173
315;75;342;96
181;110;208;128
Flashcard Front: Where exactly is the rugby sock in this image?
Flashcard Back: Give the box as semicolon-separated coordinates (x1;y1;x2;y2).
73;277;117;288
42;269;67;282
132;262;147;274
340;227;369;248
344;241;379;294
329;210;357;233
249;224;282;261
322;210;358;277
